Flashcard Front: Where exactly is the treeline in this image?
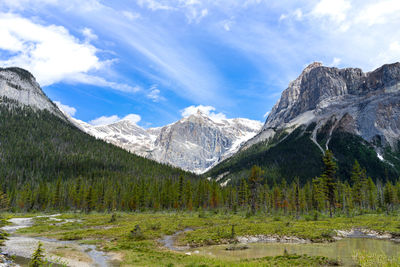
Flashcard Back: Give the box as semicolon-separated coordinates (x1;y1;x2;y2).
1;150;399;215
0;98;195;207
0;99;399;215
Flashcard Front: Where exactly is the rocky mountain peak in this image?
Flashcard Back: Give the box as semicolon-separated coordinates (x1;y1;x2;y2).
0;67;64;118
251;62;400;151
71;108;262;173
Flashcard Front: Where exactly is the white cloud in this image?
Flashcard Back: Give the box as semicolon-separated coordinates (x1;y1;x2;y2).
0;12;137;93
293;9;303;20
122;11;141;21
181;105;227;121
81;27;97;41
54;101;76;116
329;57;341;67
355;0;400;26
137;0;173;11
0;0;102;13
311;0;351;23
89;113;141;126
221;19;234;31
70;73;141;93
279;8;303;22
147;85;164;102
0;12;100;86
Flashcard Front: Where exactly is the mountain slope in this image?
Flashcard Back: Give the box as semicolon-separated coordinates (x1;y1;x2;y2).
71;109;262;174
0;67;195;189
206;62;400;184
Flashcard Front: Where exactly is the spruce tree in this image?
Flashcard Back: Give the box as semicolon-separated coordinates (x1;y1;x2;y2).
249;165;263;214
322;150;337;217
29;242;46;267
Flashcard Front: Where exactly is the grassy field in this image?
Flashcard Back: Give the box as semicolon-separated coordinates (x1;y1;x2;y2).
4;211;400;266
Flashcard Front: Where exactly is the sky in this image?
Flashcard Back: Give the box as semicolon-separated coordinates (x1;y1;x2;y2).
1;0;400;128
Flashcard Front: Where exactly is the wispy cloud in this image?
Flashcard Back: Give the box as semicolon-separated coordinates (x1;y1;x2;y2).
70;73;141;93
146;85;164;102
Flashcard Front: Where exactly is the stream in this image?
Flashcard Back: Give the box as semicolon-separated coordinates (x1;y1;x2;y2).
1;215;117;267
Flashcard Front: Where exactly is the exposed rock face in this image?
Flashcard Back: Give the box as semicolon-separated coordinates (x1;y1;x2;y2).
72;111;262;174
150;112;262;173
245;62;400;151
0;67;63;118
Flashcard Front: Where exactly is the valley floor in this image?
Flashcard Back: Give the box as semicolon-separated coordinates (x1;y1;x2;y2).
2;211;400;266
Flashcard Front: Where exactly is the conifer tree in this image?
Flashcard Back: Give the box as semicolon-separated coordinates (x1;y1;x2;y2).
249;165;263;214
294;177;300;219
52;179;61;209
238;178;248;207
351;160;363;208
0;190;9;211
85;185;95;213
29;242;46;267
322;150;337;217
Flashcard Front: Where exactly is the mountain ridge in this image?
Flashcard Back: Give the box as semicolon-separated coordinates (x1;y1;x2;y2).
207;62;400;184
71;109;262;174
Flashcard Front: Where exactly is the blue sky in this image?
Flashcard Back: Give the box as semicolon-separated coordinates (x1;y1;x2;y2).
1;0;400;127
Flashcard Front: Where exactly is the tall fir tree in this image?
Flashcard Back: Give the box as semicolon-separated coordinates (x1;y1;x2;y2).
322;150;337;217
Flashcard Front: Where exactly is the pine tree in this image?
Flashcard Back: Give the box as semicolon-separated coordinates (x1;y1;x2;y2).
249;165;263;214
366;177;376;210
52;179;61;209
350;160;363;208
294;177;300;219
312;176;325;211
383;182;395;213
178;175;184;209
85;185;95;213
238;178;248;208
0;190;9;211
29;242;46;267
322;150;337;217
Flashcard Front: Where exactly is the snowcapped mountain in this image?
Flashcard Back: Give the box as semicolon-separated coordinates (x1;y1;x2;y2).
71;110;262;174
70;117;158;157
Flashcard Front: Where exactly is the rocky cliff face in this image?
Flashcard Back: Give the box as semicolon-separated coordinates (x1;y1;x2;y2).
245;62;400;152
0;67;64;118
206;62;400;185
72;111;262;174
150;111;262;173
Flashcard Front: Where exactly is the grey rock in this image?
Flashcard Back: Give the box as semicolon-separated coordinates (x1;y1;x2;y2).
246;62;400;151
0;67;64;118
72;110;262;174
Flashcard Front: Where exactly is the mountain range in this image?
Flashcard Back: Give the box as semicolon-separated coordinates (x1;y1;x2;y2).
70;105;262;174
1;62;400;187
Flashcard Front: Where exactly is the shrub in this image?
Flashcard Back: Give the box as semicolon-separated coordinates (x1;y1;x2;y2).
130;225;145;240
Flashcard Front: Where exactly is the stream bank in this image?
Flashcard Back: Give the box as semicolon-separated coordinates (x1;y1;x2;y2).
1;215;118;267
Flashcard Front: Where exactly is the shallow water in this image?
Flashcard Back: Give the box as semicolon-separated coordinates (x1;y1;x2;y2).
2;216;117;267
190;238;400;266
